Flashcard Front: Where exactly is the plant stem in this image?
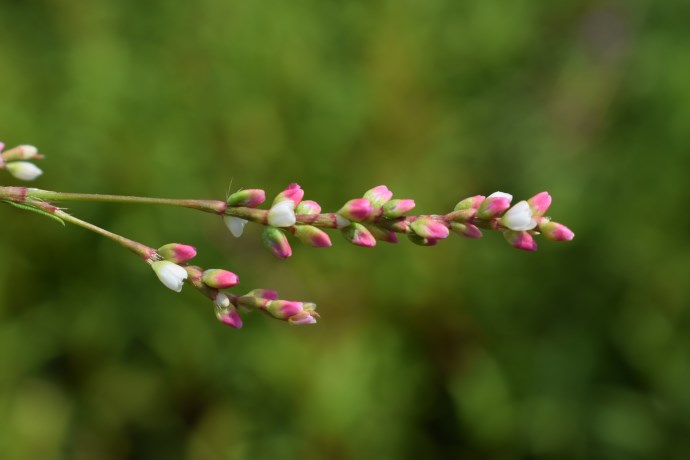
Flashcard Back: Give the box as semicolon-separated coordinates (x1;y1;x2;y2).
19;188;227;214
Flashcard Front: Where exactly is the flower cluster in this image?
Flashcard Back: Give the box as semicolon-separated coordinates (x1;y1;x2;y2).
147;243;316;328
0;143;43;181
223;184;574;255
1;140;575;331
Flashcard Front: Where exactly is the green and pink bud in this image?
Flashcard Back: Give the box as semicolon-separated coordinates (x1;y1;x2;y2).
338;198;373;221
341;223;376;247
262;226;292;259
266;300;304;320
382;199;416;219
293;225;332;247
528;192;552;216
1;144;43;161
450;222;483;239
477;192;512;219
410;217;450;240
226;188;266;207
538;219;575;241
216;305;243;329
289;305;319;325
365;224;399;243
272;183;304;206
295;200;321;215
158;243;197;263
503;230;537;252
247;289;279;300
363;185;393;208
202;269;239;289
454;195;485;211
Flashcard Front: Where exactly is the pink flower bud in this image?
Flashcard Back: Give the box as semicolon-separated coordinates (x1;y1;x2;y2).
216;305;243;328
500;201;537;231
363;185;393;208
157;243;197;263
477;193;511;219
272;183;304;206
503;230;537;252
226;189;266;207
450;222;483;239
341;223;376;247
382;199;416;219
410;217;450;240
454;195;485;211
446;208;476;223
338;198;373;221
528;192;552;216
295;200;321;215
365;224;399;243
293;225;332;247
262;226;292;259
266;300;304;319
202;269;239;289
538;220;574;241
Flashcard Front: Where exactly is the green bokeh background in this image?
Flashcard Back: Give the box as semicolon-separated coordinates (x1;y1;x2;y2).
1;1;689;459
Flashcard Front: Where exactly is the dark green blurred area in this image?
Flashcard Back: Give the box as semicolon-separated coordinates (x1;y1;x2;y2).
1;0;689;458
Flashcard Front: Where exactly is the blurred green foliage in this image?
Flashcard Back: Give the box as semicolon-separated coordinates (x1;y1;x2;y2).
1;0;689;459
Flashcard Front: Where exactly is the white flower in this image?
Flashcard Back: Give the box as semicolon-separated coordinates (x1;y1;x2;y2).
6;161;43;181
488;191;513;203
151;260;188;292
224;215;248;237
267;200;296;227
501;200;537;231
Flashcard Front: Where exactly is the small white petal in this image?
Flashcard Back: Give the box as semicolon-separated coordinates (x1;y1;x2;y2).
152;260;188;292
335;214;351;228
6;161;43;181
488;191;513;203
224;215;248;237
501;200;537;231
214;292;230;308
267;200;296;227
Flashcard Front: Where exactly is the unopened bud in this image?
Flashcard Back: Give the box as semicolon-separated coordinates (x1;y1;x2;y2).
338;198;373;221
226;189;266;207
382;199;415;219
450;222;483;239
202;269;239;289
158;243;197;263
293;225;332;247
527;192;552;216
262;226;292;259
503;230;537;252
295;200;321;215
477;192;512;219
363;185;393;208
341;223;376;247
538;219;575;241
272;183;304;206
216;305;243;328
410;217;450;239
454;195;485;211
